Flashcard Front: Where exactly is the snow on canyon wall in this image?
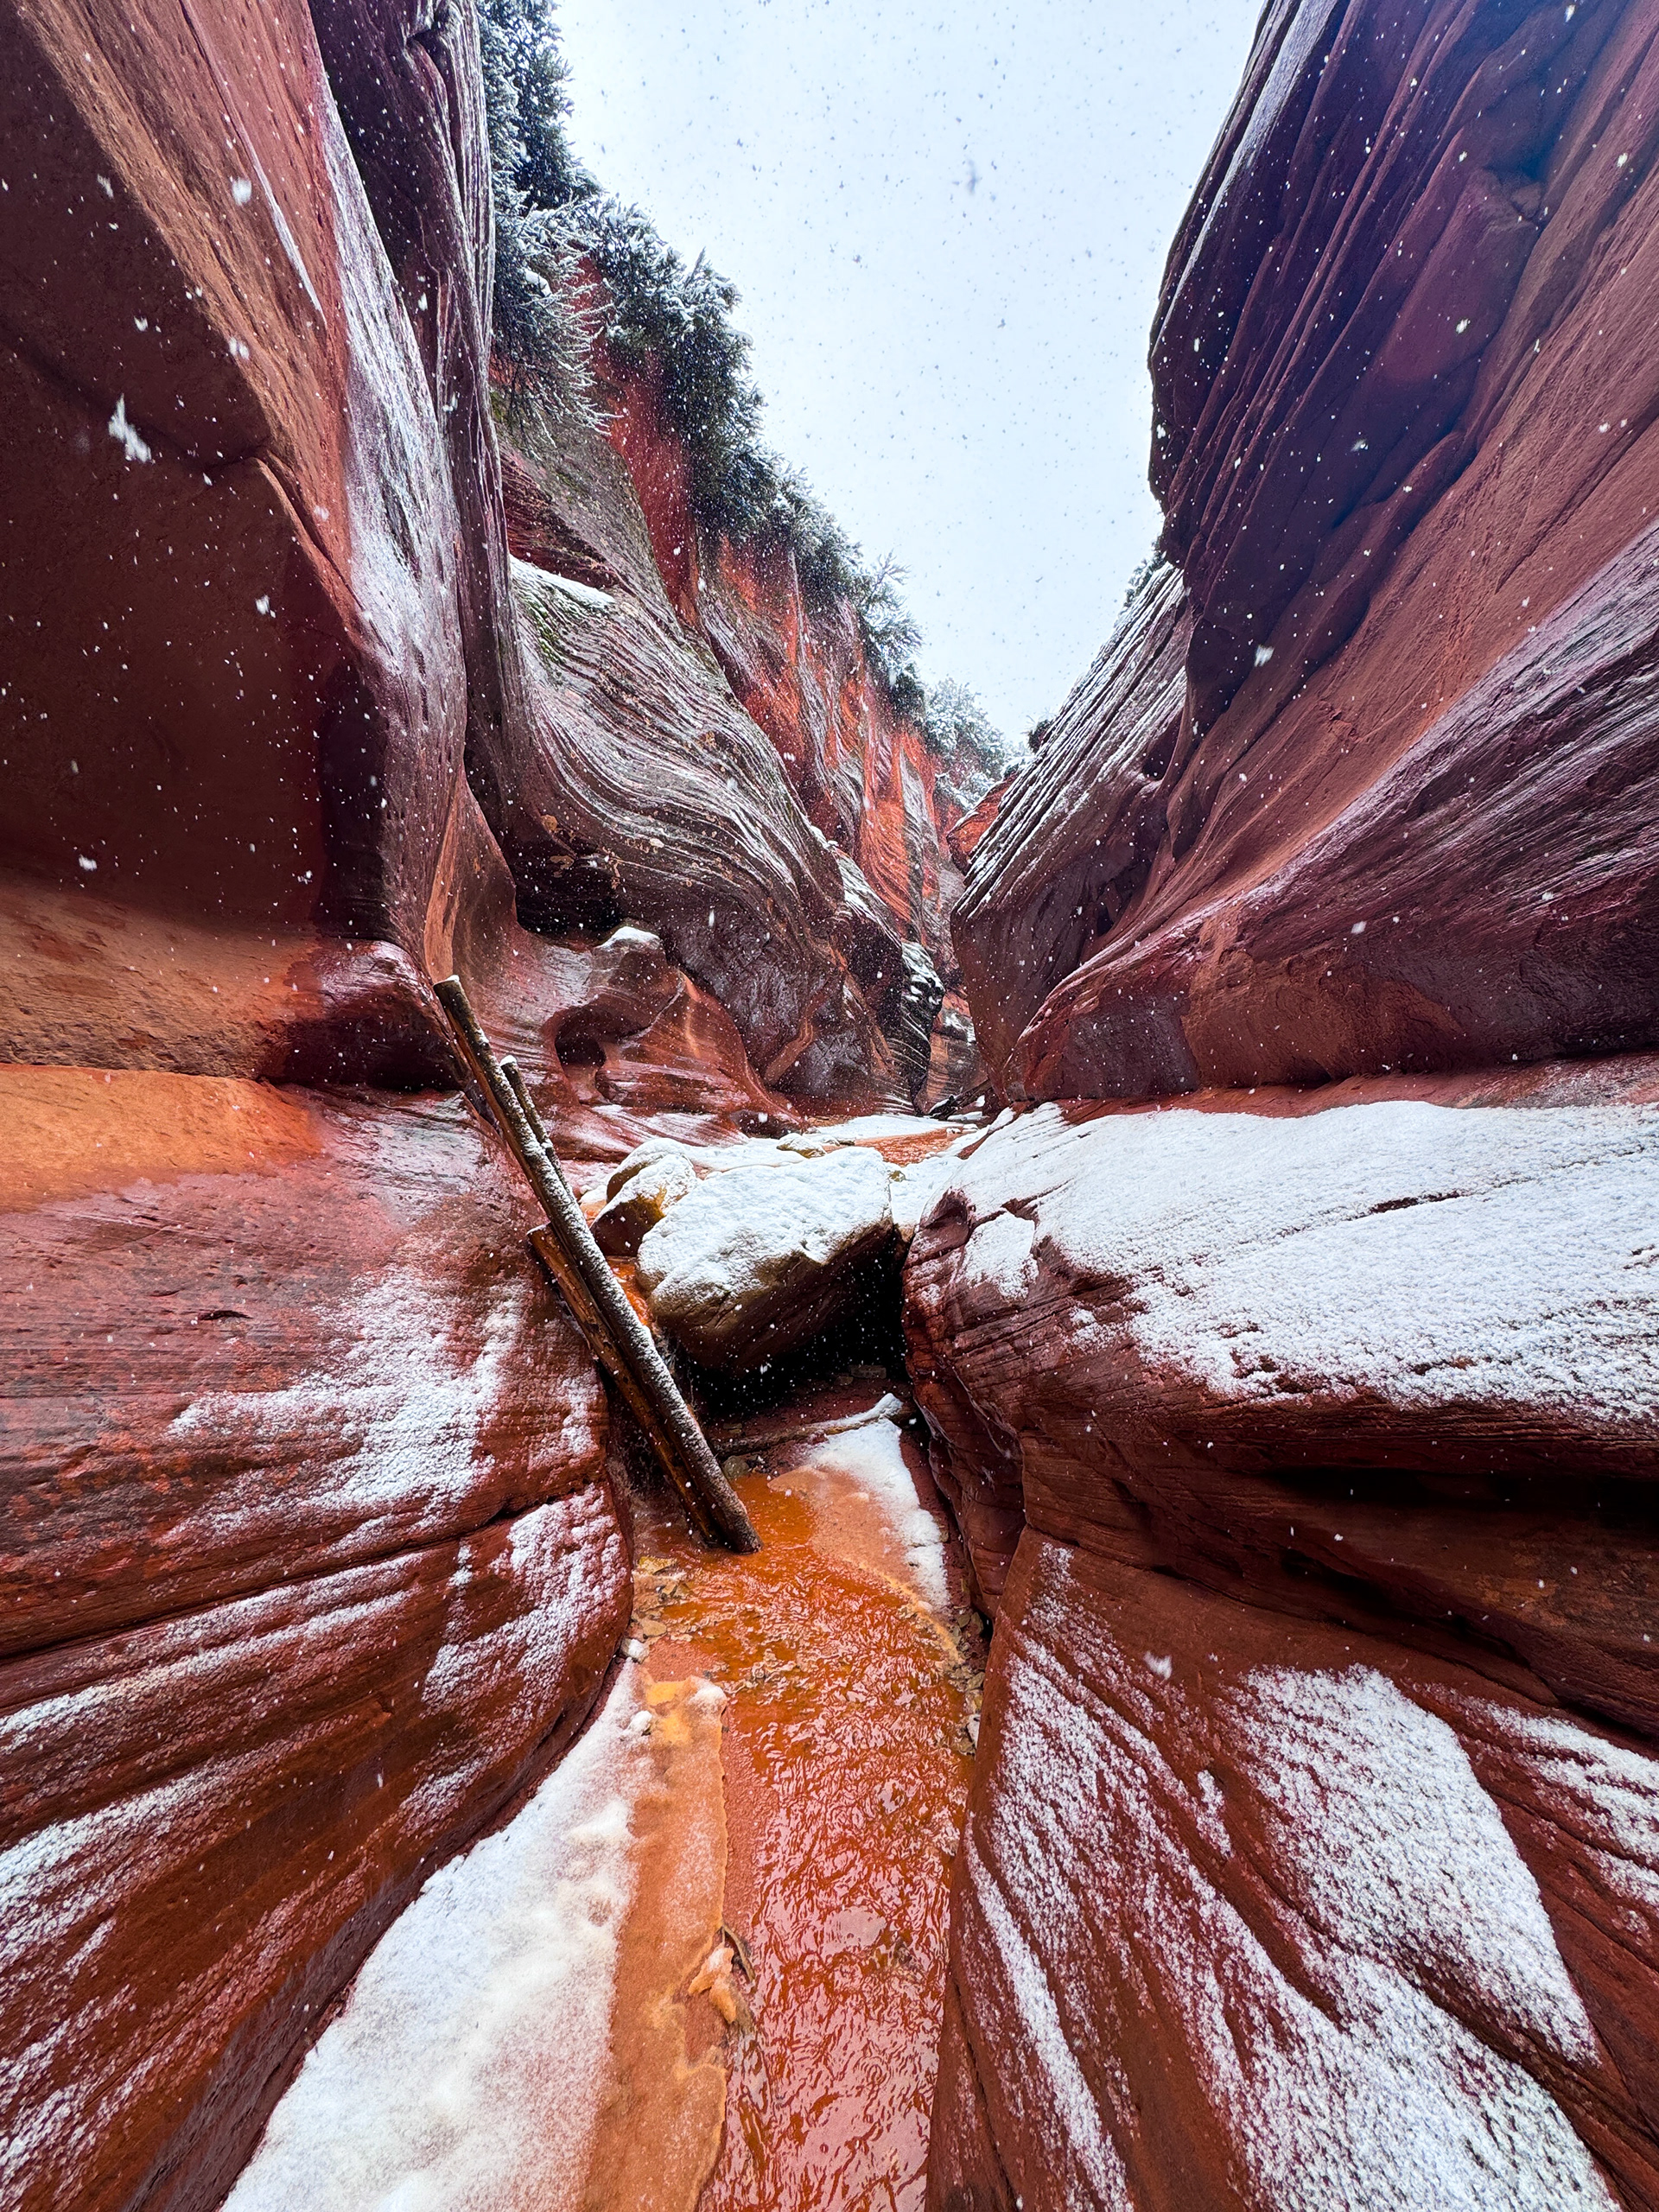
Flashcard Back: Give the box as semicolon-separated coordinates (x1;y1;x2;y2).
923;3;1659;2204
0;0;976;2197
0;3;644;2205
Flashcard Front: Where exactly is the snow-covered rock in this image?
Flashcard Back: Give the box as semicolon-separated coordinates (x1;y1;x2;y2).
592;1152;697;1257
909;1077;1659;2210
635;1145;895;1372
604;1135;698;1200
907;1088;1659;1610
888;1148;970;1242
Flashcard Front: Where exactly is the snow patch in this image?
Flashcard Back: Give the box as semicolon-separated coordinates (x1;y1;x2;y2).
1232;1666;1599;2065
810;1415;948;1610
970;1609;1620;2212
167;1263;551;1548
225;1673;645;2212
106;396;150;463
636;1144;893;1366
964;1828;1133;2210
953;1098;1659;1432
889;1147;968;1239
511;554;613;613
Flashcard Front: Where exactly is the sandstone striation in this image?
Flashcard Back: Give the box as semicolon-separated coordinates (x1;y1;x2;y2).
18;0;1659;2201
0;1067;626;2212
957;0;1659;1103
924;11;1659;2192
911;1073;1659;2208
497;374;973;1109
934;1529;1659;2212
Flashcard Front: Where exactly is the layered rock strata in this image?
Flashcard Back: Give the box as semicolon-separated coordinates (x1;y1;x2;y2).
912;1071;1659;2209
498;377;971;1109
597;350;976;973
0;1068;627;2212
957;0;1659;1102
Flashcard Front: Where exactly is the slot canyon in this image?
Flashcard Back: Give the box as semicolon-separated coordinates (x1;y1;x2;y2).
3;0;1658;2207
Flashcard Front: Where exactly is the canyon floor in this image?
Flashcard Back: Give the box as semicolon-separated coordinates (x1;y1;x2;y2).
222;1265;985;2212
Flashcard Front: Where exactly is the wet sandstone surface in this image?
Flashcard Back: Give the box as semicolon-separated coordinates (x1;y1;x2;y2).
906;1077;1659;2209
926;5;1659;2192
959;0;1659;1101
637;1395;983;2212
218;1382;982;2212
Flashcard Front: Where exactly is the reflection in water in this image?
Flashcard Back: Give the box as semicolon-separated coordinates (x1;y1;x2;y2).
632;1389;982;2212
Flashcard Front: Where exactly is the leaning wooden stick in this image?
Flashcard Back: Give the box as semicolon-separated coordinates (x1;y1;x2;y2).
434;975;760;1554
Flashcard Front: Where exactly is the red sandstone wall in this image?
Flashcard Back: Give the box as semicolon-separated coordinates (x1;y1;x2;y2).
592;347;969;976
957;0;1659;1102
0;1;807;2202
922;4;1659;2203
490;308;983;1107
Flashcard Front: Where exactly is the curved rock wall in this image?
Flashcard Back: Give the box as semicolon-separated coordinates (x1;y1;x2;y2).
912;1069;1659;2209
701;533;966;963
1;1070;627;2212
957;0;1659;1102
0;0;469;987
493;352;990;1108
564;340;983;1101
597;353;972;959
0;0;762;2202
923;3;1659;2203
499;397;894;1102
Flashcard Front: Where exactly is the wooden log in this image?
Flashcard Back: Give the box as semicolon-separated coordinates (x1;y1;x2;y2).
499;1055;569;1185
434;976;760;1554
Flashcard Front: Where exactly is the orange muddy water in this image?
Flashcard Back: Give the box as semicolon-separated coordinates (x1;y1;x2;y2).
630;1385;983;2212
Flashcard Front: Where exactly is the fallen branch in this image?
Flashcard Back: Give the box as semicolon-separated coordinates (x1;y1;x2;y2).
435;976;760;1554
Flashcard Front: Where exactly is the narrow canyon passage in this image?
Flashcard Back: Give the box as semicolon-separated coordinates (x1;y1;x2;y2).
633;1388;983;2211
223;1352;983;2212
10;0;1659;2203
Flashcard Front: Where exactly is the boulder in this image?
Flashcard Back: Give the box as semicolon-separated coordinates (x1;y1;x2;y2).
636;1144;895;1372
605;1135;700;1201
591;1151;698;1257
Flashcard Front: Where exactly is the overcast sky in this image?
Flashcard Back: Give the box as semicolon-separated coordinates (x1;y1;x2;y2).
555;0;1262;740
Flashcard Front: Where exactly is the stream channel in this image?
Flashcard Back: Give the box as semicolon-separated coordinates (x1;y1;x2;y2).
226;1271;986;2212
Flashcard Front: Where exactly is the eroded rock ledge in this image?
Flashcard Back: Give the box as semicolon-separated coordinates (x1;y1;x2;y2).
908;1070;1659;2209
